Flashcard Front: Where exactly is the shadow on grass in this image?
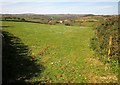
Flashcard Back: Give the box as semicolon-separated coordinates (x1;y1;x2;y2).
2;31;45;84
0;26;14;29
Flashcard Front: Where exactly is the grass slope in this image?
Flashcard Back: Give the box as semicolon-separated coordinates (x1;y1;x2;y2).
2;21;118;83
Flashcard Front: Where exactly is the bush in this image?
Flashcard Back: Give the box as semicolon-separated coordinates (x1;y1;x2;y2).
90;16;119;74
64;21;73;26
90;16;119;61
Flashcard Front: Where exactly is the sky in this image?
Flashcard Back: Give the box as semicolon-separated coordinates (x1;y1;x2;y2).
0;0;119;15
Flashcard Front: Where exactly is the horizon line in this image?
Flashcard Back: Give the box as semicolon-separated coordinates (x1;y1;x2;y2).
0;13;118;15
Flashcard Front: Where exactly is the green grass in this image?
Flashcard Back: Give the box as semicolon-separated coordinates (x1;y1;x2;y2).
80;22;95;27
2;21;118;83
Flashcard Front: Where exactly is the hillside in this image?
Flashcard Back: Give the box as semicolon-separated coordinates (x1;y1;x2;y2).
2;21;118;84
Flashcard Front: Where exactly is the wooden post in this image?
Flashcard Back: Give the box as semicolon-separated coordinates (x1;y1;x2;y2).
108;35;112;62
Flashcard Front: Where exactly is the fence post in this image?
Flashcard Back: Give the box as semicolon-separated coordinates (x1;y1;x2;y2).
108;35;112;62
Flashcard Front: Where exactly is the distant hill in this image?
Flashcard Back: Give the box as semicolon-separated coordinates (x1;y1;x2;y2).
0;14;95;20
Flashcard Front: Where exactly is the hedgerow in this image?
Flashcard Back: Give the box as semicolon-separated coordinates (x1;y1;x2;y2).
90;16;119;74
90;16;120;72
90;16;118;60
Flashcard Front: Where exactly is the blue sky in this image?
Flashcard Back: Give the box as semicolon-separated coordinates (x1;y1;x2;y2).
0;0;119;15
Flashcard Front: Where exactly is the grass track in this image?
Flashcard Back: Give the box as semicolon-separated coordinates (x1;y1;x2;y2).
2;21;118;83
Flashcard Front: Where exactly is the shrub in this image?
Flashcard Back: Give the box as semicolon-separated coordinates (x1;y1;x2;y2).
90;16;119;61
90;16;119;74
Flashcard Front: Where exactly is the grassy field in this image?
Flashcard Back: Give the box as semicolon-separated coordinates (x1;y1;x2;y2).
2;21;118;83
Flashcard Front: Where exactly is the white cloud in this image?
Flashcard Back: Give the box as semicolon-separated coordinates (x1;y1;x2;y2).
95;6;113;9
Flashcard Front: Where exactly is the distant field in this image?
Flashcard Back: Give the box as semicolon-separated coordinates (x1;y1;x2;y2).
2;21;118;83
